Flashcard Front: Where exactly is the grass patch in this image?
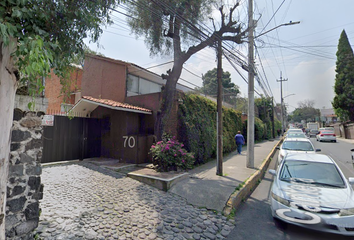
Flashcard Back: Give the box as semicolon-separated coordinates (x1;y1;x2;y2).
227;207;237;220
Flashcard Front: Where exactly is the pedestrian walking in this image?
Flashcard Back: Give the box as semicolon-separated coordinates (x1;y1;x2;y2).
234;131;245;154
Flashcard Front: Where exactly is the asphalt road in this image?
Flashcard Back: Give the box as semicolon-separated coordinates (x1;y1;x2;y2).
226;138;354;240
310;137;354;179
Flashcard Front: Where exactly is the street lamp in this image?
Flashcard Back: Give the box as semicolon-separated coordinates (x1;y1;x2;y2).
247;0;300;168
283;93;295;99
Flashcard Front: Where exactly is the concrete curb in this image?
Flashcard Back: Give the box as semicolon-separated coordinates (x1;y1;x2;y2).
127;172;189;191
223;138;283;216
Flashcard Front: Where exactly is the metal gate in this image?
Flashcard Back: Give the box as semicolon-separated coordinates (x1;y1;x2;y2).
42;116;101;163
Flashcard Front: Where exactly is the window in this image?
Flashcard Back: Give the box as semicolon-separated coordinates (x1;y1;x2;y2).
127;74;161;96
127;74;139;95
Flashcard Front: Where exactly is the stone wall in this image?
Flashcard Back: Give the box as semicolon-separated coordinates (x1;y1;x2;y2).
6;112;44;240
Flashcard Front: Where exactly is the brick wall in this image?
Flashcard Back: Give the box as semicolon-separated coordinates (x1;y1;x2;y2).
45;67;83;113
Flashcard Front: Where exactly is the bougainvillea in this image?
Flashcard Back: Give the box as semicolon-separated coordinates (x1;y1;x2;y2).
150;136;195;172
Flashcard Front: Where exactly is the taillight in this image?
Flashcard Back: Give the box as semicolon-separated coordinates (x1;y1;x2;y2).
333;134;336;136
320;134;324;137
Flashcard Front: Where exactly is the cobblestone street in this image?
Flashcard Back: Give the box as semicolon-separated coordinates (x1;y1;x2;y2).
35;162;235;239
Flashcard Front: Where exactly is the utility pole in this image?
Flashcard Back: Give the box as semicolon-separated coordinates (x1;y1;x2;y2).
277;72;288;135
246;0;255;168
271;97;275;138
216;34;223;176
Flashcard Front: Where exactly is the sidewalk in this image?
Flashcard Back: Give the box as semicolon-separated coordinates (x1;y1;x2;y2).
169;138;281;214
81;137;282;215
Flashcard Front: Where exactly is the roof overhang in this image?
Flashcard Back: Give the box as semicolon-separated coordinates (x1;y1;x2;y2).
69;97;152;117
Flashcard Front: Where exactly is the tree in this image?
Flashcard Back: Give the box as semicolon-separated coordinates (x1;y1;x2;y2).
0;0;121;236
290;100;320;123
125;0;247;140
298;99;315;109
332;30;354;121
199;68;240;105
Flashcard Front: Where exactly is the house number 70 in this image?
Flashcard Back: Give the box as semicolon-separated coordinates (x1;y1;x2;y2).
123;136;135;148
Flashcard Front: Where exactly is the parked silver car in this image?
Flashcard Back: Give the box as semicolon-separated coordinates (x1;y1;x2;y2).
277;138;320;164
269;153;354;236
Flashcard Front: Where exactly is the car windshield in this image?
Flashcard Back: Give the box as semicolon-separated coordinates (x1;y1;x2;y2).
288;130;302;134
286;133;306;138
281;141;314;151
321;131;334;134
279;160;345;188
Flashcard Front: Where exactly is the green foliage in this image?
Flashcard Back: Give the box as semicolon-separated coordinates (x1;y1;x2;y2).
178;94;243;164
333;30;354;121
291;107;320;123
1;0;120;92
149;135;195;172
242;117;266;142
199;68;240;106
178;94;217;164
274;118;282;136
255;96;274;139
125;0;215;56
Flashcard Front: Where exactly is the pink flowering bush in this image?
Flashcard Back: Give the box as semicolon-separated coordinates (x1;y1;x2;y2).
150;135;195;172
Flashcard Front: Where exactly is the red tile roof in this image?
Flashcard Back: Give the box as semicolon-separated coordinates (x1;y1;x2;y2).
82;96;152;113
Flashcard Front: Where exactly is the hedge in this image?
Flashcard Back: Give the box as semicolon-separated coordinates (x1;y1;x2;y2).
177;94;242;165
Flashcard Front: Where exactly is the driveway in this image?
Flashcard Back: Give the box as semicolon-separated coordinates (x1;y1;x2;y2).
35;162;235;239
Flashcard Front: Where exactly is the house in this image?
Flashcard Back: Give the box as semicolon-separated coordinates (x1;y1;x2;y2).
42;54;195;163
320;108;338;125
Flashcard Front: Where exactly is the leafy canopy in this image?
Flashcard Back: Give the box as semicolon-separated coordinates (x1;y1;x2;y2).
0;0;120;84
126;0;215;56
290;100;320;123
332;30;354;121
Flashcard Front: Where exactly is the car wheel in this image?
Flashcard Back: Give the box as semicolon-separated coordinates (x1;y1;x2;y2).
273;217;288;230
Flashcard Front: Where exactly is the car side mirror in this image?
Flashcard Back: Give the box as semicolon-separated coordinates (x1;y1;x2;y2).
269;169;277;176
276;146;280;150
349;178;354;185
351;149;354;152
316;149;321;152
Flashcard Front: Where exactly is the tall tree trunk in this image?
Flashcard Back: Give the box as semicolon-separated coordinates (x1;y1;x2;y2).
0;39;18;238
155;63;183;141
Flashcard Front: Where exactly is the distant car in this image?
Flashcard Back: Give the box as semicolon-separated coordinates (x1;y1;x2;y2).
308;129;319;138
285;133;308;139
316;130;336;142
351;149;354;163
285;129;304;137
269;153;354;236
277;138;321;164
287;129;304;134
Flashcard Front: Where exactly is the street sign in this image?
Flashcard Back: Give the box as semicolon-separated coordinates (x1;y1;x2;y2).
42;115;54;126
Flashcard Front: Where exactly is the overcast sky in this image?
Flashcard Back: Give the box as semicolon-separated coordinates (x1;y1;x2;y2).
84;0;354;113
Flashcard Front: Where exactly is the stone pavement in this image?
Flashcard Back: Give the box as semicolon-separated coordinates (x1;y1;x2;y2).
34;162;235;240
34;138;281;239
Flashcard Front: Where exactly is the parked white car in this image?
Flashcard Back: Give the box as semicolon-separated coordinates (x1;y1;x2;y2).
269;153;354;236
316;130;337;142
277;138;321;164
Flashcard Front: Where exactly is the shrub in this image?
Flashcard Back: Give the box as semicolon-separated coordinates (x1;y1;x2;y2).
150;135;195;172
178;93;243;164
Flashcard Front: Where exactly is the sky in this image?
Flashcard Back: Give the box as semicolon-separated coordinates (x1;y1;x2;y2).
84;0;354;113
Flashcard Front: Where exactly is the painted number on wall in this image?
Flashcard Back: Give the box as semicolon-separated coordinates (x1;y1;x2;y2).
123;136;136;148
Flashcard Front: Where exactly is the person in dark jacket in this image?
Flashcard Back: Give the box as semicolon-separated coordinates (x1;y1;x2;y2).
234;131;245;154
